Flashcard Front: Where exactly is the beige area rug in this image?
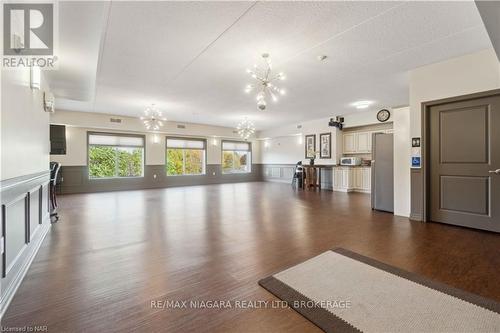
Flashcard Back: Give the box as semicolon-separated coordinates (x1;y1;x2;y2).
259;248;500;333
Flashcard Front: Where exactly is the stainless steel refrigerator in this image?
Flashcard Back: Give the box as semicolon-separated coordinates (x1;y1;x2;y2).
371;133;394;212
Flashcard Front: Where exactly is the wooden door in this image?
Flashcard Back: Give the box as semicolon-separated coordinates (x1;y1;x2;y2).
429;93;500;232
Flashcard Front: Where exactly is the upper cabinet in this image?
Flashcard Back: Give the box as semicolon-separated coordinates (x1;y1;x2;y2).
355;132;371;153
343;133;356;153
343;131;372;154
342;129;390;154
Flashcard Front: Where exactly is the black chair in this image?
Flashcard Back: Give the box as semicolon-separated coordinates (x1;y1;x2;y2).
49;162;61;222
291;161;304;189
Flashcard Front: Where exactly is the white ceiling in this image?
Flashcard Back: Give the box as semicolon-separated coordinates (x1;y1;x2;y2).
49;1;492;130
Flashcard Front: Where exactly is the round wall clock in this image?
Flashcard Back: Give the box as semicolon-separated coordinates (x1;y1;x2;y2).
377;109;390;122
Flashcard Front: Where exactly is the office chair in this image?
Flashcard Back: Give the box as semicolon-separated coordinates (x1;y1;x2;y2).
291;161;304;189
49;162;61;222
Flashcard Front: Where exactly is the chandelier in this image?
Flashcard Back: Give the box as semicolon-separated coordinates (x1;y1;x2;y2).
245;53;286;110
140;104;166;130
236;118;256;140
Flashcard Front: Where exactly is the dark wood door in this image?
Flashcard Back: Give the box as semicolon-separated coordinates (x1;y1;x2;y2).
429;93;500;232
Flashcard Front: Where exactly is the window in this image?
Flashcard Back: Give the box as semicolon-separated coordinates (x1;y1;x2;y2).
88;133;144;178
166;138;206;176
222;141;251;174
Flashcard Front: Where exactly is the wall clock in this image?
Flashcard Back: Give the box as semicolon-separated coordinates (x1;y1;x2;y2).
377;109;390;122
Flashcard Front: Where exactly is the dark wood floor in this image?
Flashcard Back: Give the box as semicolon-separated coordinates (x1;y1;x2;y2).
2;182;499;332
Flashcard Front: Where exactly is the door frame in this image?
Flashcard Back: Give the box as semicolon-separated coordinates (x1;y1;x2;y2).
420;88;500;222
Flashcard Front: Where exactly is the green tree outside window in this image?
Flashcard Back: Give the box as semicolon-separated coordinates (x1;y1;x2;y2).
166;148;204;176
89;146;143;178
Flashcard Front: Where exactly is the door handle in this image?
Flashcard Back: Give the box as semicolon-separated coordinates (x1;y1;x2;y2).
488;169;500;174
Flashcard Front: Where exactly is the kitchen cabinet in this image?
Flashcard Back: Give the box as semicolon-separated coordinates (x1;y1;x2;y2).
356;132;371;153
353;167;371;192
343;133;356;154
333;167;351;191
342;129;392;155
332;167;371;193
343;131;372;154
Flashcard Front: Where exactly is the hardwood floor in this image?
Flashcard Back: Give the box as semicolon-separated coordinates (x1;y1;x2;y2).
2;182;499;332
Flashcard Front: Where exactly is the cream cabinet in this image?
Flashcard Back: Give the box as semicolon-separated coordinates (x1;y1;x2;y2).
355;132;371;153
332;167;371;193
333;167;353;191
353;167;371;192
343;132;372;154
343;133;356;154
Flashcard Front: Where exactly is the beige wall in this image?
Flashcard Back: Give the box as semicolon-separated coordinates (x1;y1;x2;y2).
342;109;392;129
259;116;342;165
1;69;50;180
392;106;410;217
408;48;500;218
409;48;500;138
49;110;261;166
258;109;391;165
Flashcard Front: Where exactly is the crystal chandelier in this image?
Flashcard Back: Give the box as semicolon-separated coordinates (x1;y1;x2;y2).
236;118;256;140
140;104;166;130
245;53;286;111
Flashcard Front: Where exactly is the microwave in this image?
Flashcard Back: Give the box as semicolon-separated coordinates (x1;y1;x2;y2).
340;157;362;166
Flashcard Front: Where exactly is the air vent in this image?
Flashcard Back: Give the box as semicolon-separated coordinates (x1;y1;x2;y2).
110;118;122;123
177;124;186;129
232;130;238;134
297;125;302;129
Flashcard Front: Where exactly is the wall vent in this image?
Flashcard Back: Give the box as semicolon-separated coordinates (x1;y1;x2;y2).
110;118;122;123
232;130;238;134
177;124;186;129
297;125;302;129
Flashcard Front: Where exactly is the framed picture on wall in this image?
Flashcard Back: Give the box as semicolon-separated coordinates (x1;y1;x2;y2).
304;134;316;159
319;132;331;159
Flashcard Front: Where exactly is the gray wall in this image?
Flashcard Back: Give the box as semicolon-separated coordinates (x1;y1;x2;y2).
1;171;51;316
59;164;263;194
410;169;423;221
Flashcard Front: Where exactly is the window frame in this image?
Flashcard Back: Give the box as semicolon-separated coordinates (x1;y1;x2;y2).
165;136;207;177
221;140;252;174
87;131;146;179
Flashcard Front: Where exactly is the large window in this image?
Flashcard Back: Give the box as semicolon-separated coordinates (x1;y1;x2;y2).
222;141;251;174
166;138;206;176
88;133;144;178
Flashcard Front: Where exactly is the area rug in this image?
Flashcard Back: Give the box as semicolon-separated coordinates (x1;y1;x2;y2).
259;248;500;332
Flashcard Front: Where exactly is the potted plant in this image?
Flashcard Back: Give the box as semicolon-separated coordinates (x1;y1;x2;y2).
309;151;320;165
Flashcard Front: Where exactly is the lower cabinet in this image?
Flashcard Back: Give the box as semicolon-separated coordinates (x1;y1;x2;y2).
332;167;371;193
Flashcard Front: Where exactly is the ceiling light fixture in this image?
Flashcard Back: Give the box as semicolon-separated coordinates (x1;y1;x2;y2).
236;118;256;140
352;101;373;109
245;53;286;111
140;104;166;131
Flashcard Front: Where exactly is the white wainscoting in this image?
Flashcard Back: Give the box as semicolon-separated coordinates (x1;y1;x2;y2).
1;171;51;317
